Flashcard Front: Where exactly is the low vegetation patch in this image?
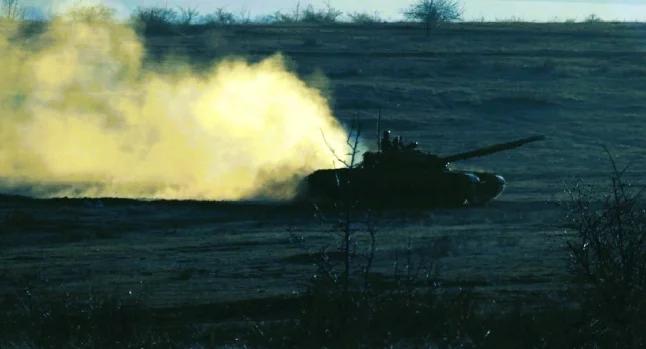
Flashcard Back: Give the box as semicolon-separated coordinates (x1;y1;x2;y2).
565;153;646;348
0;288;189;348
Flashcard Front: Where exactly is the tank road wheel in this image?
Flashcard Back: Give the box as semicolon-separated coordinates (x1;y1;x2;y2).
470;173;506;205
435;174;475;207
462;173;481;206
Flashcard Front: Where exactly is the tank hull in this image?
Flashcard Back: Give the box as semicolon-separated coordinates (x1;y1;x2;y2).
303;168;505;208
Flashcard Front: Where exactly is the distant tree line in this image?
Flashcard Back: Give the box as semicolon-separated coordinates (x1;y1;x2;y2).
1;0;468;37
127;0;465;36
129;3;384;29
2;0;613;37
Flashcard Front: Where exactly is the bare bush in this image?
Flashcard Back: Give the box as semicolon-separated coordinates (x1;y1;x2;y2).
260;12;289;24
67;5;115;22
240;9;255;24
177;7;199;26
201;8;237;26
584;14;603;23
261;2;302;24
202;8;237;25
1;0;24;20
348;12;383;25
318;121;365;292
404;0;462;36
132;6;178;34
266;2;342;25
301;3;343;24
566;151;646;348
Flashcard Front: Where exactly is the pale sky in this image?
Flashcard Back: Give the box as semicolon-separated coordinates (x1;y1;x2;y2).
20;0;646;22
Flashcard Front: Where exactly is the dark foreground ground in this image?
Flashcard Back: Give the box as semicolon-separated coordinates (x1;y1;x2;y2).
1;22;645;347
0;195;574;347
0;195;565;305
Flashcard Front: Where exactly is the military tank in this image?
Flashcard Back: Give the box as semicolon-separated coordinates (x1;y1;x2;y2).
303;132;544;208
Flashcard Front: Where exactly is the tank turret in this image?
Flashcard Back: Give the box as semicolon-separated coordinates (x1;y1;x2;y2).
363;134;543;170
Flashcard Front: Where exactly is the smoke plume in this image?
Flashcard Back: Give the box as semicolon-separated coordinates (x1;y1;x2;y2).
0;11;350;200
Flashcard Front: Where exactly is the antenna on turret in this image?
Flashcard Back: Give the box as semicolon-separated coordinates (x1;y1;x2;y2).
376;107;382;153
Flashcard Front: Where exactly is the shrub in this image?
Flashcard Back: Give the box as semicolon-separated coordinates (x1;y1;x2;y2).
348;12;383;25
177;7;199;26
245;243;484;348
300;4;343;24
201;8;237;26
132;6;178;34
404;0;462;36
565;153;646;348
584;14;603;23
265;3;342;25
261;11;293;24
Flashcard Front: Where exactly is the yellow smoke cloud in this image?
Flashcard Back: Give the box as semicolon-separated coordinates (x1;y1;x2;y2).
0;12;350;200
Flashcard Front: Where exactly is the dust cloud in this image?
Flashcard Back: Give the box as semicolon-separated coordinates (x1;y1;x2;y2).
0;9;350;200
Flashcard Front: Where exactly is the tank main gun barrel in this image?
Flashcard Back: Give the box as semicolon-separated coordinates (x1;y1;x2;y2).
440;135;545;163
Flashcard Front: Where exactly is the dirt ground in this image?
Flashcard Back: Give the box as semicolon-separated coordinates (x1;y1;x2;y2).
2;22;645;314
